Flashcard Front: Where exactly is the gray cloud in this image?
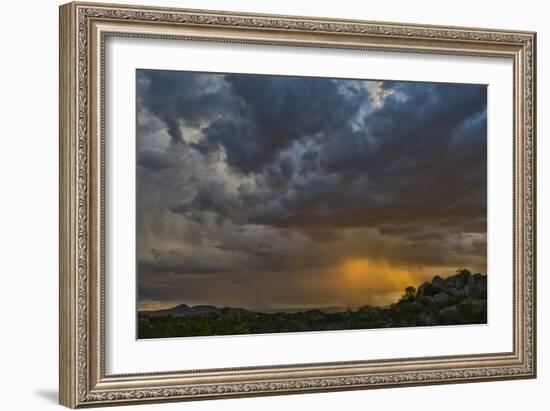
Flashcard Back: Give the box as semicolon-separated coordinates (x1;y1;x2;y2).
136;70;487;309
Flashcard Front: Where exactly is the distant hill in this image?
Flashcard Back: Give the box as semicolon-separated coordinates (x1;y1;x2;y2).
139;304;221;318
139;304;348;317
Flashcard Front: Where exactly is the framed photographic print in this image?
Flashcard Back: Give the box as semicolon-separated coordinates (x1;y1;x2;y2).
59;1;537;408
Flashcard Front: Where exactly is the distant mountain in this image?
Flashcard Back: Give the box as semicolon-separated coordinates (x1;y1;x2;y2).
139;304;346;317
139;304;223;318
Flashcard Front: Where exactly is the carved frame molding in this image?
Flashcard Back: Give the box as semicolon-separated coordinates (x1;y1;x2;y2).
59;2;536;408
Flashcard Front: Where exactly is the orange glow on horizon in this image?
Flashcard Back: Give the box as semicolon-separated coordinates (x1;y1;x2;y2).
337;257;427;307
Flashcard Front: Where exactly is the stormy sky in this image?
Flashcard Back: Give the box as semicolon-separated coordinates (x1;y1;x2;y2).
136;69;487;311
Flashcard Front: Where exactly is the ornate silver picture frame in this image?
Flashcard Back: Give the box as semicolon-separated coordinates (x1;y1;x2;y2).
59;1;536;408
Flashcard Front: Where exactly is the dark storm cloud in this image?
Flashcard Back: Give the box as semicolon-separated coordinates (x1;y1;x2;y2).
161;79;486;233
136;69;487;309
141;248;227;275
201;74;366;173
137;70;235;144
137;149;176;172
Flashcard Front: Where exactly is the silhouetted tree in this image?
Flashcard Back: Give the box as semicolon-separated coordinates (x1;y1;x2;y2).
398;286;416;304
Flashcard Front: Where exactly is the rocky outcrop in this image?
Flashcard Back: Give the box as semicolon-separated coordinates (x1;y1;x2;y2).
397;269;487;326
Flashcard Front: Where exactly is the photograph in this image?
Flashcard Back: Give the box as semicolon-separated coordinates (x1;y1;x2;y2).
136;70;488;339
56;2;536;407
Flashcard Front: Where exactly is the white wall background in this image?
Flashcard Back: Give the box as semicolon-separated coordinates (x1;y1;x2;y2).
0;0;546;410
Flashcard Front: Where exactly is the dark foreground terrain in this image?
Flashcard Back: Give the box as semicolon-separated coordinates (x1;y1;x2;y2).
138;269;487;339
